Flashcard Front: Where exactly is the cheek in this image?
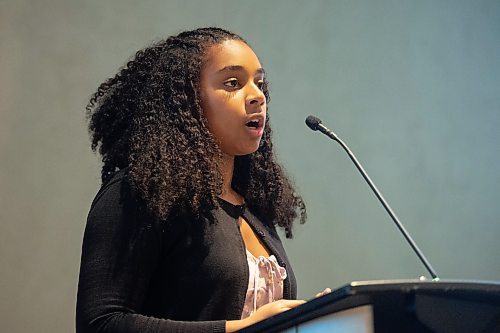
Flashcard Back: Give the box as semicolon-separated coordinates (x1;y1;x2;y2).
201;91;220;126
202;100;231;142
203;92;238;126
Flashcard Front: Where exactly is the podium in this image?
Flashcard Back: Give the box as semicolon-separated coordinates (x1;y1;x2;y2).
241;280;500;333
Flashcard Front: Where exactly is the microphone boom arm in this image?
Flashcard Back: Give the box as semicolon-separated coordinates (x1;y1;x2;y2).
316;122;440;280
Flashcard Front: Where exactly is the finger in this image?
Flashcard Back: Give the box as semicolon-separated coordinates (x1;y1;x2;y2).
315;288;332;298
281;300;306;308
279;305;300;313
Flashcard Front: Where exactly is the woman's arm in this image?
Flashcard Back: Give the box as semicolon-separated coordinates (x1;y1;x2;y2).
76;177;226;333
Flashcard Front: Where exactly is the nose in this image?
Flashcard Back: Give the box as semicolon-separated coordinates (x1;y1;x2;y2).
246;83;266;111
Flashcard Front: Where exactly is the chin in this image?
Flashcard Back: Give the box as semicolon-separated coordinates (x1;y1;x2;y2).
223;139;262;157
235;144;260;156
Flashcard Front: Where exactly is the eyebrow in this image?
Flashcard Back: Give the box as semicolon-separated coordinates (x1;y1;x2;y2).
217;65;265;76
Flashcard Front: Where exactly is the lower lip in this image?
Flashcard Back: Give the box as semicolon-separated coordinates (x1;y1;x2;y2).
245;126;264;138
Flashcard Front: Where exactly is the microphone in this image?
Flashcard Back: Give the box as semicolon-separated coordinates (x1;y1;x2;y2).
305;115;439;280
305;115;341;141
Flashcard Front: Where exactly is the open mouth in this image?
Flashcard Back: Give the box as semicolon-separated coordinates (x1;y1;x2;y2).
245;120;261;129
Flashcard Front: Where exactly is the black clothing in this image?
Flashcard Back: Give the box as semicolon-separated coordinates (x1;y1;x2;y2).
217;198;246;219
76;170;296;333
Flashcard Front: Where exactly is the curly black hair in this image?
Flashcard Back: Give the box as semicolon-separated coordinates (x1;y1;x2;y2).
86;27;306;237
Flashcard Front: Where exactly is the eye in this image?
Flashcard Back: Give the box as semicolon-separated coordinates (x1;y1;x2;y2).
223;79;239;88
256;80;265;91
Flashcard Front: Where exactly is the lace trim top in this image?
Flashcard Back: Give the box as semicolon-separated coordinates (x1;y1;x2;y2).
240;249;287;319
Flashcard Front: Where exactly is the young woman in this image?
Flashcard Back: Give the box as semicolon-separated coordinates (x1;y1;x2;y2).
76;27;320;333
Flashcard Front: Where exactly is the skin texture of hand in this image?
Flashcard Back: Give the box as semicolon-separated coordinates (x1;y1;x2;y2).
247;299;307;325
225;288;332;332
225;299;306;332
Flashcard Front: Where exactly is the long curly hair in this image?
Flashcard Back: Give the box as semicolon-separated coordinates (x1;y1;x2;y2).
86;27;306;237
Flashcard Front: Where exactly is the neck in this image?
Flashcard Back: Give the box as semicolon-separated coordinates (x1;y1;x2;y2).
220;154;243;205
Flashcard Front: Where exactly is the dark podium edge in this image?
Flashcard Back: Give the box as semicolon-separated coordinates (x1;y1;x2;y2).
239;279;500;333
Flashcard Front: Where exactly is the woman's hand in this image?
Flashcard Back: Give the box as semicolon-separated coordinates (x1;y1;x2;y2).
247;299;306;325
226;289;332;332
314;287;332;298
226;299;305;332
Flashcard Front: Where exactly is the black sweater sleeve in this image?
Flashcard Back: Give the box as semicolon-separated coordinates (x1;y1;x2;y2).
76;176;226;333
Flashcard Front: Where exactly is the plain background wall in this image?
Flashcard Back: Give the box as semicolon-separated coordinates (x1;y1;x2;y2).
1;1;499;332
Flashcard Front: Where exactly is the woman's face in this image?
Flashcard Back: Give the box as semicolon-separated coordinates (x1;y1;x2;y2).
200;39;267;157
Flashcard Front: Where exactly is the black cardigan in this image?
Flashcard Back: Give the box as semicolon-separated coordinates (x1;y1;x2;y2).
76;170;297;333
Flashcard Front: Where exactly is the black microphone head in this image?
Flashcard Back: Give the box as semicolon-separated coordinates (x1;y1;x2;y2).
305;115;322;131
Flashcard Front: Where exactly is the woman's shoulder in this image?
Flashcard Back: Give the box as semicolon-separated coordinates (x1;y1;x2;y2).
88;168;135;214
85;168;162;236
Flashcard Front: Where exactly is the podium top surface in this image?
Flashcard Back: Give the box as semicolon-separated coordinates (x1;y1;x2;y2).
346;278;500;293
319;279;500;308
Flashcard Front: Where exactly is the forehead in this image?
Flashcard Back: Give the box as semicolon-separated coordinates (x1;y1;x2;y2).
203;39;262;72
